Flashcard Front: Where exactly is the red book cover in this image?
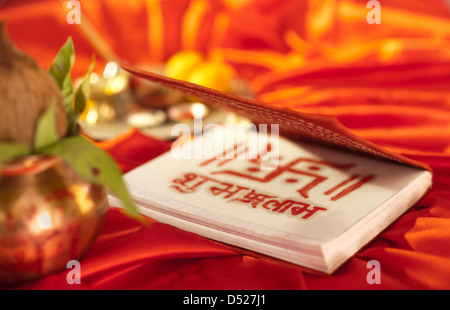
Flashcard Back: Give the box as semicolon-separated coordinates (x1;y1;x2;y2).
121;63;431;173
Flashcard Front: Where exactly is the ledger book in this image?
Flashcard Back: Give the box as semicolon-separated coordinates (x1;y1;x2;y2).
108;65;432;274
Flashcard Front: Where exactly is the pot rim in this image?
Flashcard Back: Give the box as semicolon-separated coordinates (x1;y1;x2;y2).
1;155;61;177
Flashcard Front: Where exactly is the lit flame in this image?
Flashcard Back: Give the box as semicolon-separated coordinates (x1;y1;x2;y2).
85;104;99;124
103;61;119;79
105;75;128;95
89;72;99;84
191;103;207;118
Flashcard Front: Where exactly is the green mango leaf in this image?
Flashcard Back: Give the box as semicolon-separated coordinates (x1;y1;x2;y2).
48;37;76;129
0;142;31;178
70;55;96;135
0;142;30;165
40;136;142;221
34;100;59;151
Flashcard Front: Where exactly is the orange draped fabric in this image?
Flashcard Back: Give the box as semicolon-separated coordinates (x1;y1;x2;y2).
1;0;450;289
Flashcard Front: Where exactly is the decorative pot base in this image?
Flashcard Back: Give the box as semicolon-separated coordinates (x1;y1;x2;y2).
0;155;108;286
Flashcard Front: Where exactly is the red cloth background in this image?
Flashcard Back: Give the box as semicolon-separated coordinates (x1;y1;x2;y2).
1;0;450;289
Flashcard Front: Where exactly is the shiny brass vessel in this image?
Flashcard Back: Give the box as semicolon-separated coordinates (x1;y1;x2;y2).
0;155;108;286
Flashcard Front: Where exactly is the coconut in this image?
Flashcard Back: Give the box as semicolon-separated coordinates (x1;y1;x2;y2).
0;21;68;148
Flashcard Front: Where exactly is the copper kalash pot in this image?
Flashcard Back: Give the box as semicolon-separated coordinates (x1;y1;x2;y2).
0;155;108;286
